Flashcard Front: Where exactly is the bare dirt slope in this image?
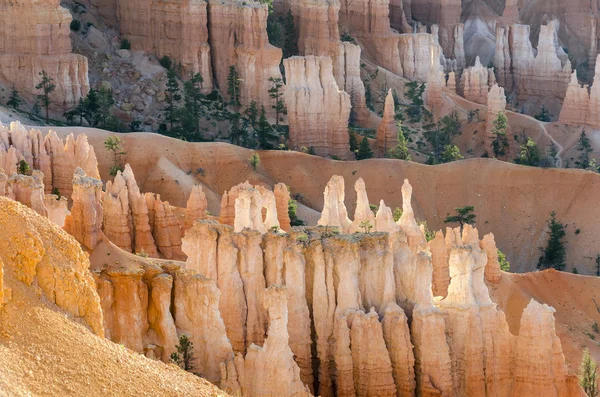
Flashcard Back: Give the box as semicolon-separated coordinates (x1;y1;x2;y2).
490;269;600;372
0;198;228;397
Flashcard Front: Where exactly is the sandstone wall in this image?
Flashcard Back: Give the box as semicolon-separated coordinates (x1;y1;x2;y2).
284;56;352;159
208;0;282;110
494;22;571;102
0;0;89;110
115;0;213;87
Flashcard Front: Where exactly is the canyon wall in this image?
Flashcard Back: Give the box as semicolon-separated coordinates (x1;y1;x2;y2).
410;0;462;55
0;0;89;110
114;0;213;88
290;0;370;122
494;22;571;102
284;56;352;159
559;55;600;128
207;0;283;110
459;56;496;105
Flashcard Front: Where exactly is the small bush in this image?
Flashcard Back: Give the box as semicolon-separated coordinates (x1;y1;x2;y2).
159;55;173;70
70;20;81;32
120;38;131;50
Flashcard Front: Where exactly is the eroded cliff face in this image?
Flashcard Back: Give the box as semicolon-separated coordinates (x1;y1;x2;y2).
0;0;89;110
0;122;99;199
90;174;583;397
0;196;103;336
410;0;462;55
459;56;496;105
115;0;213;87
290;0;369;122
208;0;282;110
284;56;352;159
494;22;571;102
559;55;600;128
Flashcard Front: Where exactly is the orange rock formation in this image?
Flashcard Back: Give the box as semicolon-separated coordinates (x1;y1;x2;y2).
0;0;89;110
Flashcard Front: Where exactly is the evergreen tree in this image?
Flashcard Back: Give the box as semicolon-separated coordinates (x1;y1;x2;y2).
498;249;510;272
165;69;181;130
538;211;567;271
356;136;373;160
577;131;594;170
579;348;599;397
288;198;305;226
249;152;260;170
228;112;249;146
35;70;56;123
256;106;275;149
245;101;259;128
104;135;126;176
596;254;600;277
387;122;411;160
170;334;196;372
181;73;205;137
444;206;476;230
441;144;463;163
534;106;551;122
491;111;509;158
515;137;541;166
6;88;22;110
227;66;241;106
405;81;426;122
268;77;286;128
424;111;461;164
17;160;31;175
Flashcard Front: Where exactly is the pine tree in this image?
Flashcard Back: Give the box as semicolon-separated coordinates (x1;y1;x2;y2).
165;69;181;130
538;211;567;271
387;122;411;160
498;249;510;272
515;137;541;166
441;144;463;163
577;131;594;170
579;348;599;397
245;101;259;128
356;136;373;160
268;77;286;128
7;88;22;110
181;73;205;137
17;160;31;175
104;135;126;176
491;111;509;158
170;334;196;372
444;206;476;230
256;106;275;149
227;66;241;106
35;70;56;123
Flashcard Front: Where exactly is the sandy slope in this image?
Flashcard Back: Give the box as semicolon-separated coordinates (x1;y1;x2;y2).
0;199;229;397
490;269;600;372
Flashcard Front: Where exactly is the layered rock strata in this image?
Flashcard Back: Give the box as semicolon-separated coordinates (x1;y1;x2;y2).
290;0;369;122
0;122;100;199
559;56;600;128
0;0;89;110
94;175;585;397
459;56;496;104
64;168;103;251
208;0;282;110
284;56;352;159
115;0;213;87
494;23;571;101
185;185;208;230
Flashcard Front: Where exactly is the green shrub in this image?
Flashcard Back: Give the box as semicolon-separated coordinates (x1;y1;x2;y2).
70;20;81;32
159;55;173;70
120;38;131;50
